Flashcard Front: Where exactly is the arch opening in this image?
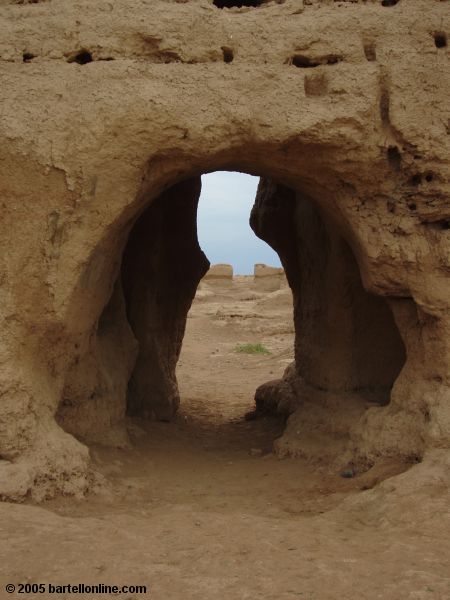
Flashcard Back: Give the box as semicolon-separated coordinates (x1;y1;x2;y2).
56;168;406;464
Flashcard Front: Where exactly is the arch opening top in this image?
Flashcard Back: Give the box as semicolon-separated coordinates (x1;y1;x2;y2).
198;172;281;275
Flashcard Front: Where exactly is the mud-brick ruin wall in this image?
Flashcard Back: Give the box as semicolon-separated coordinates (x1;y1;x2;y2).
0;0;449;500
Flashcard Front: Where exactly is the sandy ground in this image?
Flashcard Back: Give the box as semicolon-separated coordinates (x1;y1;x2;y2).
0;278;449;599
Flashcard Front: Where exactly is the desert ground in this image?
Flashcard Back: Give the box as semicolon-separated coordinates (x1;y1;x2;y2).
0;276;449;600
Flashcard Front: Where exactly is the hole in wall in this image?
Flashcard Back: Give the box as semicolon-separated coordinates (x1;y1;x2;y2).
424;219;450;231
22;52;36;63
67;50;93;65
291;54;341;68
409;173;434;186
292;55;320;68
434;33;447;48
214;0;263;7
387;146;401;171
221;46;234;63
381;0;399;6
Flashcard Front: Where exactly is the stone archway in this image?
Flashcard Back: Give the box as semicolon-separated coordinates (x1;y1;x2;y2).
0;0;448;500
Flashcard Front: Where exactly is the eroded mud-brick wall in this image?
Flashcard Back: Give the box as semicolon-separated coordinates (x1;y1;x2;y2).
0;0;448;499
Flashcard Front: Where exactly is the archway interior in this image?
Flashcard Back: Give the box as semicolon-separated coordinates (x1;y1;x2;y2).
119;170;406;427
175;172;291;440
56;168;407;453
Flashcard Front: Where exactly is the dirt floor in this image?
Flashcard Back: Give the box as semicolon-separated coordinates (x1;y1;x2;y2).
0;278;449;599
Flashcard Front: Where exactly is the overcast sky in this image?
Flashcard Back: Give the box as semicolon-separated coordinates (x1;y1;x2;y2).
197;171;282;275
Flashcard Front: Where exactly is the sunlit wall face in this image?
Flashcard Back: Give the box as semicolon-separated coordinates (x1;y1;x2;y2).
197;172;282;275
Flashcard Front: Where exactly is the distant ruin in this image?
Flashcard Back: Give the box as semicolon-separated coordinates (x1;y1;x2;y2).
202;263;234;282
202;263;287;291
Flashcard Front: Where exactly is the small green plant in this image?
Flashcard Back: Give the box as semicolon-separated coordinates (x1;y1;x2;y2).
234;343;271;355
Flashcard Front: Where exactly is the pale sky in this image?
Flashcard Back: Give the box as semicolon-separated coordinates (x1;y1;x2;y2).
197;171;282;275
